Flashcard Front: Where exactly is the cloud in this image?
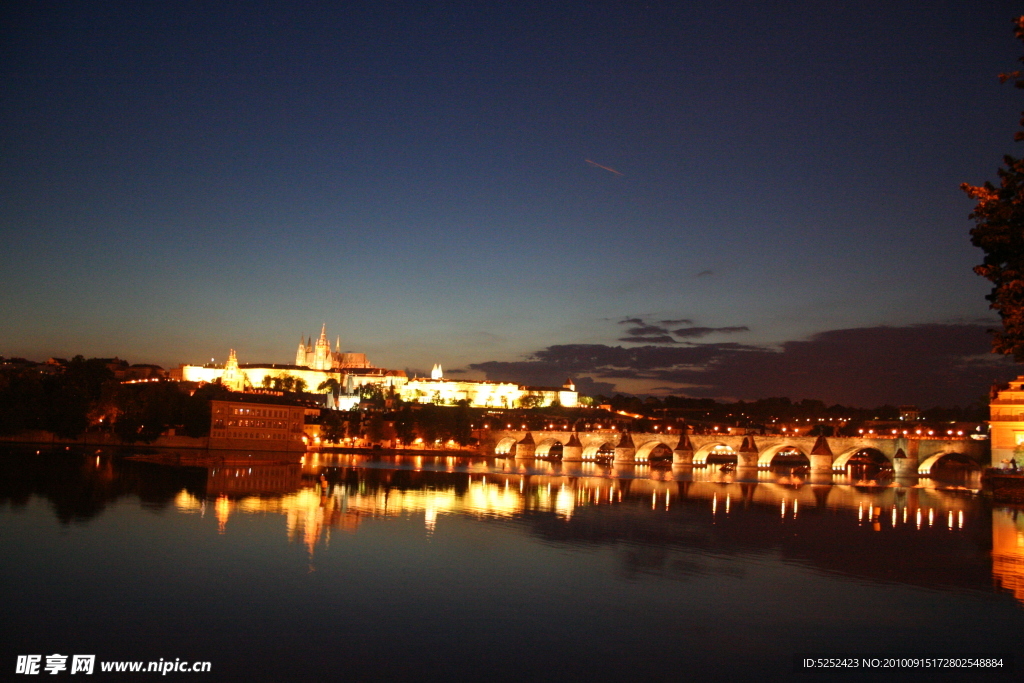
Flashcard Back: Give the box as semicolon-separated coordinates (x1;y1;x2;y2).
571;376;617;396
672;325;750;338
626;325;670;336
616;317;749;342
618;335;678;344
468;324;1017;407
696;270;713;277
585;159;624;176
469;341;757;387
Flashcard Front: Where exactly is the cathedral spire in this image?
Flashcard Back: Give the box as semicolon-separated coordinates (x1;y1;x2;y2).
312;323;331;370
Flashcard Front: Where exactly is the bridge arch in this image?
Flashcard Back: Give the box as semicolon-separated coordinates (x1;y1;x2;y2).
494;436;518;456
582;441;616;460
832;447;890;471
693;443;737;465
535;438;564;458
635;440;673;462
757;444;810;468
918;452;981;476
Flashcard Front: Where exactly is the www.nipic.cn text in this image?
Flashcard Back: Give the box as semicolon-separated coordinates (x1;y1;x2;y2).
16;655;212;675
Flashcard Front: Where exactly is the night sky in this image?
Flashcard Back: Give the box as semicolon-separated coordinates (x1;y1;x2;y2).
3;1;1023;407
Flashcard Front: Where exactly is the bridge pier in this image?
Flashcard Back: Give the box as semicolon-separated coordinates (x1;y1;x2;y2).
810;434;834;473
809;454;833;474
736;453;759;468
892;449;918;477
737;436;759;468
892;439;919;477
562;432;583;462
673;434;694;465
515;432;536;460
614;431;636;463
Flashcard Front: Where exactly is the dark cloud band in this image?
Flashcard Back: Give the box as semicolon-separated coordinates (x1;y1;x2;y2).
469;324;1016;407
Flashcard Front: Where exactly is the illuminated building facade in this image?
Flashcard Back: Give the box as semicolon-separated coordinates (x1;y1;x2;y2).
989;377;1024;465
208;399;306;452
400;367;578;408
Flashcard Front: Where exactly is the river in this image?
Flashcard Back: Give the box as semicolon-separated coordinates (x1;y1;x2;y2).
2;446;1023;681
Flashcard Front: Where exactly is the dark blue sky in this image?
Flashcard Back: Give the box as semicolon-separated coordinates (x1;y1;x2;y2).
3;1;1022;406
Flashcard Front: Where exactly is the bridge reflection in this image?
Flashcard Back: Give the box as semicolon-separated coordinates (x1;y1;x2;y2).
180;452;986;528
160;452;1024;604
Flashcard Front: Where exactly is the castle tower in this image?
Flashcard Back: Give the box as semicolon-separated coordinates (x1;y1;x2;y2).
431;363;443;380
312;323;332;371
295;336;308;366
223;349;244;391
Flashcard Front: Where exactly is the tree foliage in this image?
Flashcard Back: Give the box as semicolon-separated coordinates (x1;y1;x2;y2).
0;359;233;442
517;394;543;409
963;16;1024;359
317;378;340;394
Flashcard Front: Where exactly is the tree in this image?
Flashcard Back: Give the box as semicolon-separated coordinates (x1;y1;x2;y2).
365;413;386;444
321;410;346;443
317;378;340;394
394;405;416;444
360;384;385;407
181;381;232;437
0;365;46;435
963;16;1024;359
452;399;472;446
268;373;301;392
44;357;116;439
518;394;543;409
808;423;835;437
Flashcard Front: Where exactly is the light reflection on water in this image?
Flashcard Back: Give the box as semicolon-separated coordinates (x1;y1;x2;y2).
3;447;1024;681
167;452;1012;589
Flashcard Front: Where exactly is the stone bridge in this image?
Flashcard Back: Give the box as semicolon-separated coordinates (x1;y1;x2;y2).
481;430;988;476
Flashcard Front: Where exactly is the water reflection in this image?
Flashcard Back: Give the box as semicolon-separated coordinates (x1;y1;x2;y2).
225;459;990;596
4;447;1022;605
993;507;1024;602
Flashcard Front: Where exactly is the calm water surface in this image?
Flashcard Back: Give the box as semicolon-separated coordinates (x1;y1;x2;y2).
3;446;1024;682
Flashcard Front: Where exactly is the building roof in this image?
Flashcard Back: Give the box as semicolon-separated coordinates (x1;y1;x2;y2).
211;393;319;408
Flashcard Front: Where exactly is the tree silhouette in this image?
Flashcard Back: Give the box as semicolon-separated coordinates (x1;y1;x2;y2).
963;16;1024;359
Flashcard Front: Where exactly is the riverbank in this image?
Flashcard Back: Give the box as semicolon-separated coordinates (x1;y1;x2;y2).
983;469;1024;503
0;430;209;450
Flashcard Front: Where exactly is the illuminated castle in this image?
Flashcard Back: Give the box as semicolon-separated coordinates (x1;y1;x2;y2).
295;324;374;371
178;324;403;402
177;325;578;409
